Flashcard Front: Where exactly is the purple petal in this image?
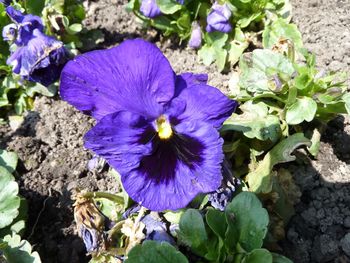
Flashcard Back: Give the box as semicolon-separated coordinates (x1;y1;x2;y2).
170;83;237;129
206;3;232;33
6;6;44;45
7;29;68;86
174;73;208;96
84;111;154;175
60;39;175;120
121;121;224;211
140;0;162;18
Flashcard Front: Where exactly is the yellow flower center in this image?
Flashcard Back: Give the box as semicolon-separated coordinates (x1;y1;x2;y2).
156;115;173;140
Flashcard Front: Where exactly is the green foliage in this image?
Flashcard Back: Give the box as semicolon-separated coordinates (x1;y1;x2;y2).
129;0;293;71
0;150;41;262
225;192;269;252
0;167;20;229
119;192;289;262
1;233;41;263
126;241;188;263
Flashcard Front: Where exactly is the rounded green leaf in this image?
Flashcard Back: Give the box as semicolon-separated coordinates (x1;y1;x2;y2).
285;97;317;125
156;0;182;14
125;241;188;263
0;167;20;229
243;249;273;263
2;233;41;263
225;192;269;252
178;209;208;249
0;149;18;174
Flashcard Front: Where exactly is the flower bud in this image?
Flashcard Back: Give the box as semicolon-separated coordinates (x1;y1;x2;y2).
206;2;232;33
188;22;202;49
140;0;161;18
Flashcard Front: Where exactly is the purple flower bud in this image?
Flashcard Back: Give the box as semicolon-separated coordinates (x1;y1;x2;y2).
188;22;202;49
140;0;161;18
2;23;16;42
206;2;232;33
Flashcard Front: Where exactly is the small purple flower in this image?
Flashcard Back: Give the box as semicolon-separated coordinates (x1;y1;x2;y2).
3;6;68;86
140;0;184;18
60;39;237;211
140;0;162;18
206;2;232;33
188;22;202;49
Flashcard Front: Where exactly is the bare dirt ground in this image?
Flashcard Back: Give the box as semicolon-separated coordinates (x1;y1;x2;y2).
0;0;349;262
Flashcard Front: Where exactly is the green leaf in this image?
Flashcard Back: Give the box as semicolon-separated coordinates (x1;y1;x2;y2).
198;32;228;71
285;97;317;125
67;23;83;34
205;209;226;261
239;49;294;94
26;0;45;16
26;82;57;97
307;128;321;157
178;209;208;251
0;167;20;229
0;197;28;237
272;253;293;263
163;210;184;224
223;101;281;142
198;45;216;66
243;249;273;263
1;233;41;263
94;197;122;222
206;209;226;239
156;0;182;14
263;18;303;49
225;192;269;252
246;133;311;193
0;149;18;174
125;241;188;263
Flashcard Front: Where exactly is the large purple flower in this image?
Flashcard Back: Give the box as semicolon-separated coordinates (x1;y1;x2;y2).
206;2;232;33
60;39;237;211
3;6;68;86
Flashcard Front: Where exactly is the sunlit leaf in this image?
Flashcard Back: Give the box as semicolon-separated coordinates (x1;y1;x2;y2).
126;241;188;263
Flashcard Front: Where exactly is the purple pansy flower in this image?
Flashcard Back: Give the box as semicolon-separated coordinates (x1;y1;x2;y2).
206;2;232;33
188;21;202;49
60;39;237;211
3;6;68;86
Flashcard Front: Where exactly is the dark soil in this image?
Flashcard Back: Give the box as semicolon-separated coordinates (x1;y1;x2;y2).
0;0;349;262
